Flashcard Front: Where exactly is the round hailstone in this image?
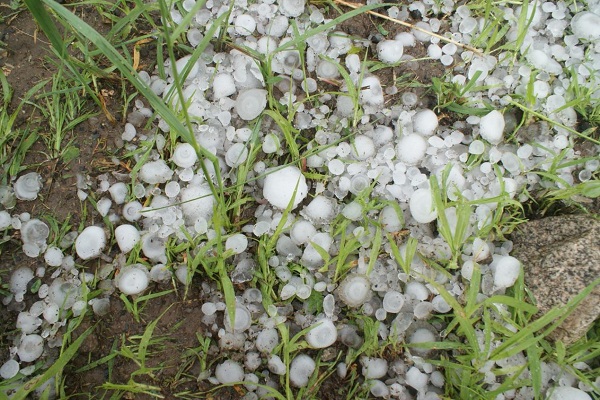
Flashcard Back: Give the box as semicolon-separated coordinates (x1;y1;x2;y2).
263;166;308;210
290;354;316;387
174;54;199;80
527;50;562;75
301;195;337;225
547;387;592;400
139;159;174;184
278;0;306;17
0;359;19;379
16;312;42;334
351;135;376;160
290;219;317;245
180;184;214;224
225;233;248;254
337;274;371;308
412;109;439;136
215;360;244;384
117;264;150;295
256;328;280;353
571;12;600;41
370;380;390;398
14;172;42;201
235;89;267;121
409;188;437;223
397;134;427;165
268;355;286;375
305;318;337;348
359;76;384;106
44;246;64;267
172;143;198;169
224;303;252;332
17;334;44;362
376;40;403;63
479;110;505;145
342;201;362;221
115;224;141;254
361;357;388;379
225;143;249;167
212;73;236;100
383;291;405;313
405;367;428;391
234;14;256;36
380;205;402;232
492;255;521;290
75;226;106;260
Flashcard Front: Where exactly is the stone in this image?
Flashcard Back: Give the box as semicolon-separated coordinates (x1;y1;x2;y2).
510;215;600;344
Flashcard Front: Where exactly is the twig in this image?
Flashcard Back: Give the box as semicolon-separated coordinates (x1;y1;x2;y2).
333;0;483;56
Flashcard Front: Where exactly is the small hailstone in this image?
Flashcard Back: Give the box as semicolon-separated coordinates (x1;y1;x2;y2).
173;54;199;80
570;12;600;41
235;89;267;121
290;219;316;245
0;359;19;379
305;318;337;348
469;140;485;155
268;355;286;375
492;255;521;290
432;295;451;313
547;387;592;400
279;0;305;17
383;291;405;313
342;201;362;221
359;76;384;107
172;143;198;168
114;224;141;254
412;109;439;136
351;135;376;160
479;110;505;145
290;354;316;387
397;134;427;165
405;367;429;391
180;185;214;224
409;188;437;223
123;201;143;222
527;50;562;75
75;226;106;260
328;159;345;175
224;304;252;333
215;360;244;384
361;357;388;379
405;282;429;301
16;312;42;334
376;40;404;63
263;166;308;210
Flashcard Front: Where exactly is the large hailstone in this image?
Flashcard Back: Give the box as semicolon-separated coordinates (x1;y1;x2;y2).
235;89;267;121
14;172;42;201
290;354;316;387
75;226;106;260
263;166;308;209
117;264;150;295
571;12;600;41
305;318;337;348
376;40;403;63
139;160;174;184
479;110;505;145
409;188;437;223
215;360;244;384
492;255;521;290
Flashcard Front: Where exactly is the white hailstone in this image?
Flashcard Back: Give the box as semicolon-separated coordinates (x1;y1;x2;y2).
165;181;180;198
17;334;44;362
116;264;150;295
186;28;203;47
328;159;345;175
492;255;521;290
414;302;433;319
141;233;166;263
235;89;267;121
432;295;451;313
107;183;127;206
305;318;337;348
430;370;445;388
226;233;248;254
20;219;49;248
14;172;42;201
479;110;505;145
351;135;376;160
115;224;141;254
290;354;316;387
268;355;286;375
44;247;64;267
16;312;42;334
172;143;198;169
0;359;19;379
469;140;485;154
225;143;249;167
265;15;289;37
48;278;79;309
123;201;143;222
412;109;439;136
571;12;600;41
0;210;11;229
316;60;340;79
224;303;252;333
359;76;384;107
370;380;390;398
302;232;332;267
409;188;437;224
257;36;279;55
215;360;244;384
180;184;214;224
263;133;280;153
43;302;60;324
361;357;388;379
427;43;442;59
342;201;362;221
395;32;416;47
139;160;174;184
174;54;199;80
149;264;170;283
527;50;562;75
290;219;317;245
397;134;427;165
472;237;489;262
301;195;337;225
405;367;428;391
256;328;280;353
337;274;371;308
75;226;106;260
405;282;429;301
376;40;404;63
212;74;236;100
547;387;592;400
263;166;308;210
278;0;305;17
234;14;256;36
383;291;405;313
380;205;402;232
96;197;111;217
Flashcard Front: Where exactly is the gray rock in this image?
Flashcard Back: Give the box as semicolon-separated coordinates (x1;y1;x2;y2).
510;215;600;344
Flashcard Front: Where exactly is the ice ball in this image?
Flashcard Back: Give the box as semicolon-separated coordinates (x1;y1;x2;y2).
115;224;141;254
412;109;438;136
409;188;437;223
351;135;376;160
75;226;106;260
361;356;388;379
405;367;428;391
479;110;505;145
172;143;198;169
263;166;308;210
376;40;403;63
117;264;150;296
547;387;592;400
0;359;19;379
306;318;337;348
139;159;174;184
215;360;244;384
397;133;427;165
235;89;267;121
17;334;44;362
571;12;600;41
301;195;337;225
290;354;316;387
492;255;521;290
337;274;371;308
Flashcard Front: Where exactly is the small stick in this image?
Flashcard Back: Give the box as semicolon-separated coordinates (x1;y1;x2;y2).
333;0;483;56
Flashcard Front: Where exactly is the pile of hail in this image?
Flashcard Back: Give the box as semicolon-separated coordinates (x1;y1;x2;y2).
1;0;599;398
